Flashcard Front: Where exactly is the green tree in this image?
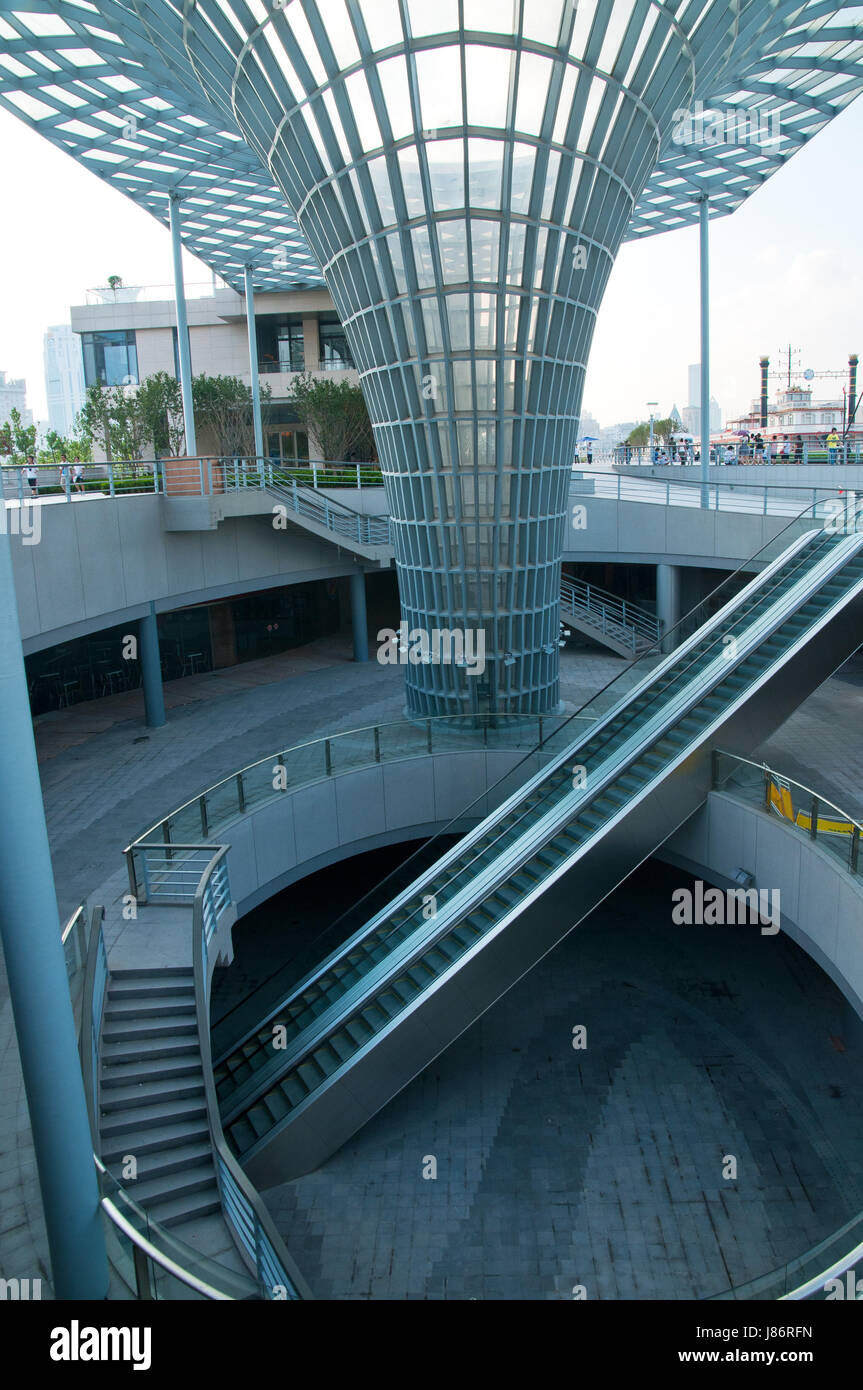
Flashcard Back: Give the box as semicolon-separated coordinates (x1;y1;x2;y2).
625;422;649;446
0;407;37;463
78;382;115;460
287;372;374;462
136;371;186;456
192;373;272;457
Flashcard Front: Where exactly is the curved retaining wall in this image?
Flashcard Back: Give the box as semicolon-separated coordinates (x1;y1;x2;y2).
664;792;863;1018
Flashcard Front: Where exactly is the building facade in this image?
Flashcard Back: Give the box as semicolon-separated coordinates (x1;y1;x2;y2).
43;325;86;438
0;370;32;428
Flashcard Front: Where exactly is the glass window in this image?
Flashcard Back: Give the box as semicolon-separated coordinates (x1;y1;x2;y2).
81;329;138;386
317;0;361;68
470;219;500;281
416;46;463;131
428;141;465;211
345;69;382;150
447;293;471;350
406;0;458;37
368;155;397;225
438;219;469;282
510;143;537;213
464;0;516;35
319;319;354;369
278;323;305;372
475;361;496;412
506;221;527;282
522;0;565;45
411;224;436;288
465;46;513;126
474;292;497;348
468;137;504;208
398;145;425;216
376;53;413;140
357;0;403;52
515;53;553;136
452;361;473;411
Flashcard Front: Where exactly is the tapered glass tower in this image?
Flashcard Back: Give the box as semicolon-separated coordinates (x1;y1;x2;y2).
156;0;842;711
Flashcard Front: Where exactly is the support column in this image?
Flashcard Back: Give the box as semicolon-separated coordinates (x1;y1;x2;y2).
699;196;711;509
140;601;166;728
243;265;264;461
350;570;369;663
657;563;681;653
0;531;109;1298
169;193;197;456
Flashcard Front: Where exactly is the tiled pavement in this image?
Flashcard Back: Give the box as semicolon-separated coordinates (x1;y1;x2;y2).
263;861;863;1300
2;632;863;1297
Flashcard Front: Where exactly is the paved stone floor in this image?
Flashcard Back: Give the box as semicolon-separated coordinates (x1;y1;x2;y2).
2;629;863;1297
262;859;863;1301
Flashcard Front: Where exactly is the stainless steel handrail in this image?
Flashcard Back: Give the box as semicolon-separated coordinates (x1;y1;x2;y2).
192;848;311;1300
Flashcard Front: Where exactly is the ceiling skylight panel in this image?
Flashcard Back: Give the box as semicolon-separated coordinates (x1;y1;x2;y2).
317;0;361;68
261;24;302;98
0;54;35;78
522;0;565;47
569;0;599;62
406;0;458;38
465;45;513;127
515;51;553;136
4;88;55;118
282;3;326;85
576;74;606;152
322;86;352;160
345;68;382;149
416;46;463;131
463;0;517;36
356;0;403;52
13;11;74;37
54;47;102;66
553;62;578;142
375;53;413;140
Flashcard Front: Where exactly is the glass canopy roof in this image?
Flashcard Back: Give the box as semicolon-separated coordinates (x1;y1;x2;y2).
0;0;861;293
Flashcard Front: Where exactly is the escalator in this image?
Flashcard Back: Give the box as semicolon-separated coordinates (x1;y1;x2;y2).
215;510;863;1185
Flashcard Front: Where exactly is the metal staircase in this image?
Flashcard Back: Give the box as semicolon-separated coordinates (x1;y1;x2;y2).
266;472;391;561
560;574;660;655
211;516;863;1186
100;968;222;1228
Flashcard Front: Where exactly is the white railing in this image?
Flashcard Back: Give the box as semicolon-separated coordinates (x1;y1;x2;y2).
560;575;660;652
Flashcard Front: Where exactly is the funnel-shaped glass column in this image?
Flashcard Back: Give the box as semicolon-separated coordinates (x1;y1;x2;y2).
183;0;701;714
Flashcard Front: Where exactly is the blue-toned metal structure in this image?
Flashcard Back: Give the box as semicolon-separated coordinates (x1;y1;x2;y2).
2;0;862;711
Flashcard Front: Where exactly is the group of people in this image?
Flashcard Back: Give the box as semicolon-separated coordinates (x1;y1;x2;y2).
19;454;86;498
725;430;843;465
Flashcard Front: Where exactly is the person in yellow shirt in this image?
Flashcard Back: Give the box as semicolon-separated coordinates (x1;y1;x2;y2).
827;428;841;465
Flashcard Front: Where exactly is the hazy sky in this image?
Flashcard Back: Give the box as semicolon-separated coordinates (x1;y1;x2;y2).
1;93;861;427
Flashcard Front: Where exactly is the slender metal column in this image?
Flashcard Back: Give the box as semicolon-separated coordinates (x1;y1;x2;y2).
0;531;109;1298
699;197;711;508
657;563;681;652
169;193;197;456
350;570;369;663
243;264;264;462
140;601;166;728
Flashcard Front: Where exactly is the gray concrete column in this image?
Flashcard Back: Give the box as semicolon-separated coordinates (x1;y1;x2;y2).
0;530;109;1298
699;196;711;508
350;570;369;663
140;601;166;728
657;563;682;652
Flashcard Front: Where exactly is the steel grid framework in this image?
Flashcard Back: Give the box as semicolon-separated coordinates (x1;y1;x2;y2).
1;1;862;712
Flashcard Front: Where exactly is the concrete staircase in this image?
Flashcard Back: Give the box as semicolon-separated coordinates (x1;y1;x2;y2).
99;967;221;1229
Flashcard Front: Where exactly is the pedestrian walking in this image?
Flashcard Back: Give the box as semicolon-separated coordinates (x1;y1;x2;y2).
24;455;38;497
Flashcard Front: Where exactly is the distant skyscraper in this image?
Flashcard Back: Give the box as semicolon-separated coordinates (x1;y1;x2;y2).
0;371;32;428
44;326;86;437
710;397;722;432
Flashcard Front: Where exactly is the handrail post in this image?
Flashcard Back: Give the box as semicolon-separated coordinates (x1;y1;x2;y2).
809;796;818;840
852;826;860;875
108;463;115;498
763;766;772;811
199;458;205;495
426;719;432;753
324;738;332;776
313;461;318;490
200;794;209;838
236;772;245;813
373;727;381;763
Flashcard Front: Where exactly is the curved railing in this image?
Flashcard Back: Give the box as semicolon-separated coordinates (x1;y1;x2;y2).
124;713;594;898
192;848;310;1300
66;904;281;1299
572;467;854;517
708;752;863;1299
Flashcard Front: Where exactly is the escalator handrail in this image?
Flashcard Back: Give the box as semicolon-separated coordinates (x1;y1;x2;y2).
221;527;863;1108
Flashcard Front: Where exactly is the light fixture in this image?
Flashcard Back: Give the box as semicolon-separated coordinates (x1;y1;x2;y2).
503;651;516;667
